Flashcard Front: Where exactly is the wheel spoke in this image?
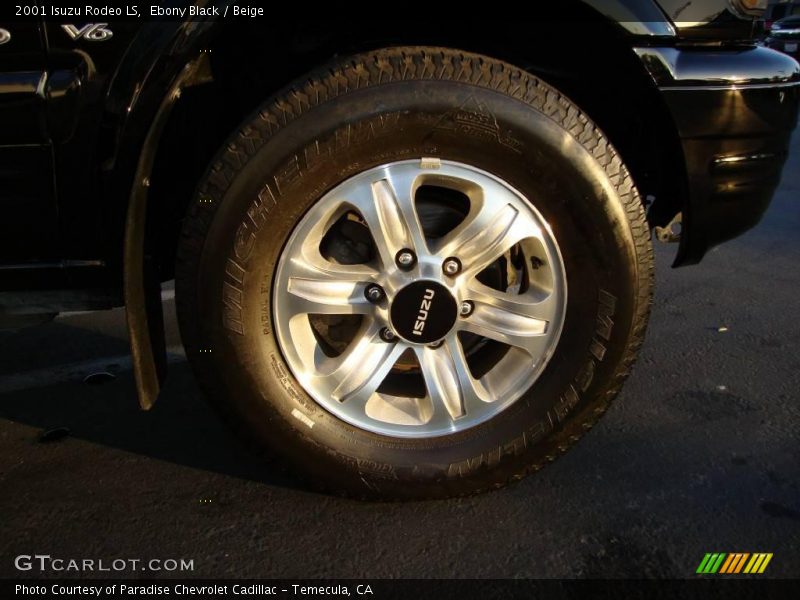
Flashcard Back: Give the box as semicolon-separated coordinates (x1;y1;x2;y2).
435;199;539;275
416;338;490;425
322;325;405;406
346;166;427;267
461;282;555;356
284;252;377;316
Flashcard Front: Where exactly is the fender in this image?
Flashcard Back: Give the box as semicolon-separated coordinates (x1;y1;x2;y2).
583;0;675;36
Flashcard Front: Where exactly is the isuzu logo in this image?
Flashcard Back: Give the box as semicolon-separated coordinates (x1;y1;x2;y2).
0;29;10;45
412;289;436;336
390;281;457;344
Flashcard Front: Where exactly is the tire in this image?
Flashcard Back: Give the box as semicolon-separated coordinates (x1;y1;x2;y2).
175;46;653;499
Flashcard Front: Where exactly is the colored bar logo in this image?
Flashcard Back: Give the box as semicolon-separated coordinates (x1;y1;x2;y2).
696;553;773;574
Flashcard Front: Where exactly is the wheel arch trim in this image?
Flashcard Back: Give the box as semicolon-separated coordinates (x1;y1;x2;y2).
124;57;205;410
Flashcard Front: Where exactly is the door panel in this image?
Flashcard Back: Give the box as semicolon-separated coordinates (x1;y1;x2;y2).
43;22;141;261
0;22;59;262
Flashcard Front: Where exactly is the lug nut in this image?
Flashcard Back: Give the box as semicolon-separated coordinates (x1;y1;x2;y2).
428;340;444;349
442;257;462;276
396;249;416;270
379;328;397;343
364;284;385;303
459;301;474;317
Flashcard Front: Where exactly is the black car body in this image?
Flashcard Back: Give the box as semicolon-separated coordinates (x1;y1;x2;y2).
766;0;800;28
1;0;799;410
766;15;800;58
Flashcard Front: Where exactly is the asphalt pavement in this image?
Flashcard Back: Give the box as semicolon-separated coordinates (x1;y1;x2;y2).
1;132;799;580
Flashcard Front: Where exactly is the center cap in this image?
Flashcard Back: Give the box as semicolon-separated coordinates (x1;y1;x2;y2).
390;280;457;344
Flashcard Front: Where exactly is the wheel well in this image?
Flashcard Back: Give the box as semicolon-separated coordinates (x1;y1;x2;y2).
148;18;686;280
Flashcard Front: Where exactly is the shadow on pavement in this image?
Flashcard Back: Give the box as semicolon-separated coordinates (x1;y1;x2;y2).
0;320;308;494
